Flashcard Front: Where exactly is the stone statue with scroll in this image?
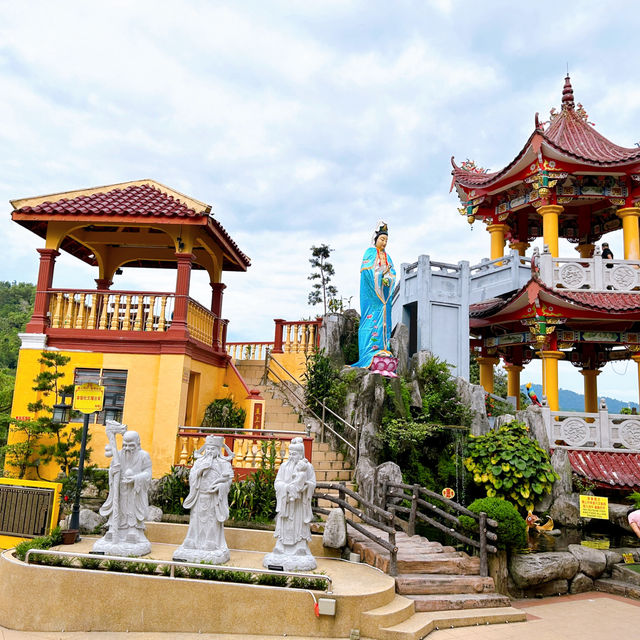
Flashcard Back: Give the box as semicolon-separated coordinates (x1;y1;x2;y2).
92;421;152;556
173;435;234;564
264;437;317;571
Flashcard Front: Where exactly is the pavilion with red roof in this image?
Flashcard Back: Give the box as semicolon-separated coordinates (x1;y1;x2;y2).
6;179;265;479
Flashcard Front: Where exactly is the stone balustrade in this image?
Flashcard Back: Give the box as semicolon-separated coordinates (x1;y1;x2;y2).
543;402;640;451
537;250;640;293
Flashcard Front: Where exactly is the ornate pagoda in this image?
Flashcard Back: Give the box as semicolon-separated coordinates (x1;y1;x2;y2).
451;76;640;414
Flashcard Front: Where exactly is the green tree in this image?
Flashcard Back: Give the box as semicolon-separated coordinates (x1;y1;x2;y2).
0;368;16;466
0;282;35;370
307;244;338;316
2;351;89;478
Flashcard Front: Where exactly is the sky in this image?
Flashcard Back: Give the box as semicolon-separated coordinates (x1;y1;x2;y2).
2;1;640;401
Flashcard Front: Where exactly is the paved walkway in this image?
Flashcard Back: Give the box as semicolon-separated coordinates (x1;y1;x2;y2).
1;592;638;639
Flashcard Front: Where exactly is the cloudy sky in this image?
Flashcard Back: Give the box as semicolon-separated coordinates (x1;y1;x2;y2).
2;1;640;401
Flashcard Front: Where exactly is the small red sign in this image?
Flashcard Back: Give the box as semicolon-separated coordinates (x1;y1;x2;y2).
442;487;455;499
252;403;263;429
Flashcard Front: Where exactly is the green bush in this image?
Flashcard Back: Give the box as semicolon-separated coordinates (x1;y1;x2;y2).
289;574;329;591
201;397;246;430
152;465;190;514
14;526;63;561
256;573;289;587
464;420;558;511
459;497;527;550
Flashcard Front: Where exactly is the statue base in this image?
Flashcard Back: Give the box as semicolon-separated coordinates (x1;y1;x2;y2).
263;550;317;572
172;546;230;565
92;530;151;557
370;353;398;377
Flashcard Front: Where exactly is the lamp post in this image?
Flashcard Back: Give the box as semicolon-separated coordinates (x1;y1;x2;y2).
69;382;105;536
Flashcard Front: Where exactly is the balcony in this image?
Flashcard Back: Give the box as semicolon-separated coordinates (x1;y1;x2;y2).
43;288;228;354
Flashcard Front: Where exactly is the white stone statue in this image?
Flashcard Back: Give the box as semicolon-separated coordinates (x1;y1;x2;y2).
92;421;152;556
173;435;234;564
264;437;317;571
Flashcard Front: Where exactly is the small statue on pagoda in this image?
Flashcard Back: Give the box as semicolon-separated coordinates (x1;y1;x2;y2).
351;221;398;376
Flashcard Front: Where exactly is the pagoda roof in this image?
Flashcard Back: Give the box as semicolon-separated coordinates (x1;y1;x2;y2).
11;179;250;272
452;76;640;193
566;449;640;490
470;276;640;326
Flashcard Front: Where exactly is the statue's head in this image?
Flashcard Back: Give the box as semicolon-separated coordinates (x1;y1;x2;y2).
122;431;141;454
289;437;304;462
372;221;388;250
204;435;224;455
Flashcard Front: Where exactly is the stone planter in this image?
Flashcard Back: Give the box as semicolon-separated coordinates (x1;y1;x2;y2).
60;529;78;545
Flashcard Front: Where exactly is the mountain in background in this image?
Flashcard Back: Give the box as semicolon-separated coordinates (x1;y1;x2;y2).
522;384;639;413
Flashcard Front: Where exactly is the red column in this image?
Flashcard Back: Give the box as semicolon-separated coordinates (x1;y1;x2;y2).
273;319;285;353
25;248;59;333
210;282;226;349
169;253;194;333
95;278;113;290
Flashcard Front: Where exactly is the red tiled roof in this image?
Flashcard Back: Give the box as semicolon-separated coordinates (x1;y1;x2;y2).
452;76;640;191
15;183;204;219
557;290;640;312
567;449;640;490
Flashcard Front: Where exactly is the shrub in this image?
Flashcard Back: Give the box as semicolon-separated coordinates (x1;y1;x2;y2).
256;573;289;587
151;465;190;515
79;557;102;570
201;397;246;430
15;530;59;561
289;574;329;591
464;420;558;511
459;497;527;550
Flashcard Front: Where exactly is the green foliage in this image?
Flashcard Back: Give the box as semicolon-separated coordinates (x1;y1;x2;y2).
152;465;190;514
469;352;529;413
308;244;338;315
79;556;103;570
0;368;15;453
0;282;35;371
201;397;246;430
228;442;277;522
628;491;640;509
3;351;90;479
256;572;289;587
341;315;359;365
303;349;356;416
464;420;558;511
572;473;597;494
459;497;527;549
377;355;472;490
14;526;62;561
289;573;329;591
104;559;126;572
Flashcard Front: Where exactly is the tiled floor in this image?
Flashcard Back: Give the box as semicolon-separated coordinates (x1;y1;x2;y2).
430;593;640;640
1;593;638;639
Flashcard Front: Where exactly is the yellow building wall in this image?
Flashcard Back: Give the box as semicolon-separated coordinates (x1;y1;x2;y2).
6;347;251;480
270;351;308;384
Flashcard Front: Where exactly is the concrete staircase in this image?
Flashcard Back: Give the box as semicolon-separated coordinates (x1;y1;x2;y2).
349;525;524;638
233;360;354;485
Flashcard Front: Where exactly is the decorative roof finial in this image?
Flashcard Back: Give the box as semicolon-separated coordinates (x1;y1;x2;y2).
562;74;575;111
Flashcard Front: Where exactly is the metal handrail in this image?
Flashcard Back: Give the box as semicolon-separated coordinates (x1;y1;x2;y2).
314;481;398;576
384;481;498;577
24;549;332;592
179;426;312;437
265;353;360;462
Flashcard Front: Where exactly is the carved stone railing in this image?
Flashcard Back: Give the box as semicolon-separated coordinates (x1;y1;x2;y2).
543;401;640;451
175;429;313;479
469;251;532;303
537;250;640;293
48;289;176;332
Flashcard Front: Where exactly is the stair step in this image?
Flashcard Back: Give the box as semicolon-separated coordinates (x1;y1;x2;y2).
395;574;495;596
396;554;480;575
360;595;416;638
407;592;512;612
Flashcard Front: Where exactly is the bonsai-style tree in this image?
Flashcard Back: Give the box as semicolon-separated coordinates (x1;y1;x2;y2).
307;244;338;316
2;351;90;478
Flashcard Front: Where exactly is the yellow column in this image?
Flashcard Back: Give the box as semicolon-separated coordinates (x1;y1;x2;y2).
616;207;640;260
477;356;499;394
580;368;600;413
541;350;565;411
538;204;563;257
508;241;530;256
487;224;508;260
632;354;640;407
576;244;595;259
504;364;524;410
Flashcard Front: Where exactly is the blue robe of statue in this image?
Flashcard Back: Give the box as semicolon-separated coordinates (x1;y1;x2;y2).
352;246;396;368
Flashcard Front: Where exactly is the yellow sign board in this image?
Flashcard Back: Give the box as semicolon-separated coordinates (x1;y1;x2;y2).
581;539;610;550
579;494;609;519
73;382;105;414
623;553;635;564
